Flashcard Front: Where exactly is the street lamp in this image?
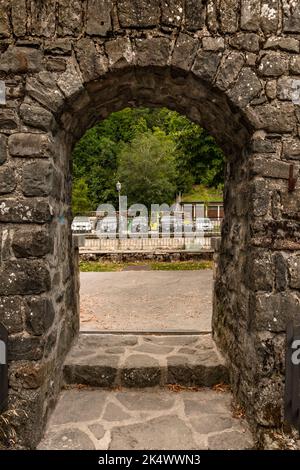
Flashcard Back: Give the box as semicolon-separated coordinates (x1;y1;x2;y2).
116;181;121;213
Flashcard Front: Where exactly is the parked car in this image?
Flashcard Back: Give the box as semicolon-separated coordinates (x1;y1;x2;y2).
195;217;214;232
71;216;92;233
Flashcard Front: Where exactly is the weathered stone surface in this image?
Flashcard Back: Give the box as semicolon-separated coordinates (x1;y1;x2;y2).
229;33;260;52
86;0;112;35
161;0;184;27
44;39;72;56
0;260;51;296
110;415;197;450
208;429;253;450
283;0;300;33
0;0;10;37
118;0;160;27
26;72;64;113
290;56;300;75
227;68;261;108
0;134;7;165
25;296;55;335
288;255;300;289
76;38;107;82
265;80;277;99
172;33;199;71
251;103;296;132
184;0;205;30
0;167;16;194
64;363;118;388
216;52;245;90
20;103;55;131
254;292;300;332
88;423;105;440
29;0;56;37
12;228;52;258
8;133;52;158
191;414;235;433
0;47;42;73
121;354;161;388
39;428;95;450
46;57;67;73
11;0;27;37
9;334;44;361
192;51;222;82
203;37;225;52
0;109;18;131
264;37;299;53
258;52;289;77
116;391;175;410
277;76;297;101
0;198;51;224
58;0;83;36
283;139;300;160
219;0;239;32
251;157;290;178
167;354;228;387
261;0;279;34
135;37;170;67
105;37;133;70
21;161;52;197
103;403;130;421
241;0;260;31
0;296;25;334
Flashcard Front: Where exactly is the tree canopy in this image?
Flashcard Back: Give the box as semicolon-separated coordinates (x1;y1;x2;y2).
71;107;225;213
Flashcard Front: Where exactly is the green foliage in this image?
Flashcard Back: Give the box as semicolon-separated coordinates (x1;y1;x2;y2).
72;178;92;216
117;129;178;207
71;107;225;213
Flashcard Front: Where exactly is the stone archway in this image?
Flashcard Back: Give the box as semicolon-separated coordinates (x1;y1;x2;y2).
0;0;300;448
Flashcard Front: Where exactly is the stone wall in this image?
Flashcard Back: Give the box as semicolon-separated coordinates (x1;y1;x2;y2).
0;0;299;448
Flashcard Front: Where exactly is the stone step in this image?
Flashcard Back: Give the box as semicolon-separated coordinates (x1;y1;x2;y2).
63;334;229;389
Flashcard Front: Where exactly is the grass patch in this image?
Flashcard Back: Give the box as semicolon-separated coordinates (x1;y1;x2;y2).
79;260;213;272
182;184;223;203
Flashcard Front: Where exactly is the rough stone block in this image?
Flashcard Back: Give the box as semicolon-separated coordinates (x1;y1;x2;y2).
118;0;160;28
184;0;205;30
241;0;260;31
26;72;64;114
11;0;27;37
0;260;51;296
20;103;55;132
258;52;289;77
251;157;290;179
29;0;56;37
44;39;72;56
0;167;16;194
135;38;170;67
105;37;134;70
161;0;184;27
229;33;260;52
261;0;279;34
86;0;113;35
8;133;52;158
288;255;300;289
0;0;11;37
12;228;52;258
264;37;299;53
172;33;199;71
283;0;300;33
219;0;239;33
227;68;261;108
58;0;83;36
25;297;55;335
0;296;25;334
0;134;7;165
203;37;225;51
215;51;245;90
192;51;222;82
251;103;296;133
283;138;300;160
0;46;42;73
8;334;44;361
76;38;108;81
254;292;300;332
0;198;52;224
290;56;300;75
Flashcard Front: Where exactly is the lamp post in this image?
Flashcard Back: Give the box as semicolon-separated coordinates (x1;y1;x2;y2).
116;181;122;236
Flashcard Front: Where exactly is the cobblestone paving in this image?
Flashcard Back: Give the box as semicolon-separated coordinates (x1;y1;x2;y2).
38;388;254;450
64;334;228;388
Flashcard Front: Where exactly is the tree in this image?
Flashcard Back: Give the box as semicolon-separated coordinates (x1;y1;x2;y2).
117;129;178;208
72;178;92;216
